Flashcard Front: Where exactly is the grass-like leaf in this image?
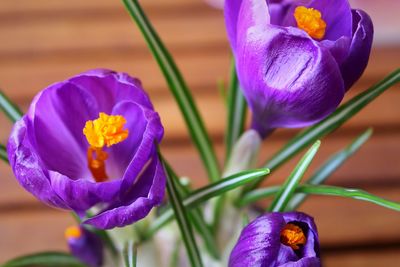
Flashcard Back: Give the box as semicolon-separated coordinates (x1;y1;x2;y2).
268;141;321;212
144;168;270;239
164;162;220;259
0;90;23;123
0;143;8;164
123;240;137;267
122;0;220;182
163;157;204;267
225;60;247;161
245;69;400;192
239;185;400;212
286;128;373;210
1;252;87;267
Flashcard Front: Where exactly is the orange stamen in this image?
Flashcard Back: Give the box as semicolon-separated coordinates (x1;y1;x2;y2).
83;113;129;182
280;223;307;250
294;6;326;40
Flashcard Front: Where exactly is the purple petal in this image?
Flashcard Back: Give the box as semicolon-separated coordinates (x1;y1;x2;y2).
31;82;97;179
49;171;122;212
340;9;374;90
84;154;166;229
229;213;285;267
279;257;321;267
7;117;68;209
224;0;244;51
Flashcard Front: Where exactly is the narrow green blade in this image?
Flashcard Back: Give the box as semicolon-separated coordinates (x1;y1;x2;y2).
162;157;203;267
239;185;400;212
245;69;400;192
122;0;220;182
225;60;247;161
123;241;137;267
164;162;219;259
0;90;23;123
268;141;321;212
1;252;87;267
286;128;373;210
300;184;400;211
0;143;8;164
144;168;270;238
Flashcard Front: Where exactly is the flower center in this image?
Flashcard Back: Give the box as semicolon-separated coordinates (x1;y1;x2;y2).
280;223;307;250
65;226;82;240
83;113;129;182
294;6;326;40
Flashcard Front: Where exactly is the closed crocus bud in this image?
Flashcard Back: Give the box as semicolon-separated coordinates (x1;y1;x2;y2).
65;226;104;267
225;0;374;137
7;69;166;229
229;212;321;267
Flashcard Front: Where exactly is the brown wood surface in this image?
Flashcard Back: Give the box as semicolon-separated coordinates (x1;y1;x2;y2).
1;0;400;266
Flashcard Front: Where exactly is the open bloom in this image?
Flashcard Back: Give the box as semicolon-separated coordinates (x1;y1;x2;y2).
65;226;104;267
7;69;166;229
229;212;321;267
225;0;373;137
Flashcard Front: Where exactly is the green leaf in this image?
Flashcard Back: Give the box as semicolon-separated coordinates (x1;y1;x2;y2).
144;168;270;239
122;0;220;182
0;90;23;123
163;157;204;267
123;241;137;267
225;60;247;161
298;184;400;211
245;69;400;192
286;128;373;210
164;161;220;259
0;143;9;164
268;141;321;212
239;185;400;212
1;252;87;267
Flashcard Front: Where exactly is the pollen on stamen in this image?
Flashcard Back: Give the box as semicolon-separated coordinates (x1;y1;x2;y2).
280;223;307;250
83;112;129;148
294;6;327;40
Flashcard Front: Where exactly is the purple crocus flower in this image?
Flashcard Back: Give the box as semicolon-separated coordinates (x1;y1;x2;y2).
225;0;374;137
65;226;104;267
229;212;321;267
7;69;166;229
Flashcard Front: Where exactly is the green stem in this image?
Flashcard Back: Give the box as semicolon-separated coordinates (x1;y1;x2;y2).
122;0;220;182
0;90;23;123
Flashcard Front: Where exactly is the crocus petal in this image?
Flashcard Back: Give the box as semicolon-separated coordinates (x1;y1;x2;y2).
340;9;374;90
7;118;69;209
84;154;166;229
32;82;97;179
224;0;245;51
229;213;284;267
229;212;321;267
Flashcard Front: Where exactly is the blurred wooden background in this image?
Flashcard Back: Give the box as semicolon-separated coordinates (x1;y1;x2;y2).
0;0;399;266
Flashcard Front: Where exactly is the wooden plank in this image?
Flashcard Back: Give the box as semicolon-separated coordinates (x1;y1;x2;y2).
0;189;399;263
323;248;400;267
1;131;400;206
1;83;399;148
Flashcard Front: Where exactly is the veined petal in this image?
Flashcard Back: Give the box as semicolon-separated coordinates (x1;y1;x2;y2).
340;9;374;90
84;154;166;229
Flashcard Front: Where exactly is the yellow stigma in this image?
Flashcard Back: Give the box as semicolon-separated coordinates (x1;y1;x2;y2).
65;226;82;240
83;112;129;148
294;6;326;40
280;223;307;250
83;113;129;182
